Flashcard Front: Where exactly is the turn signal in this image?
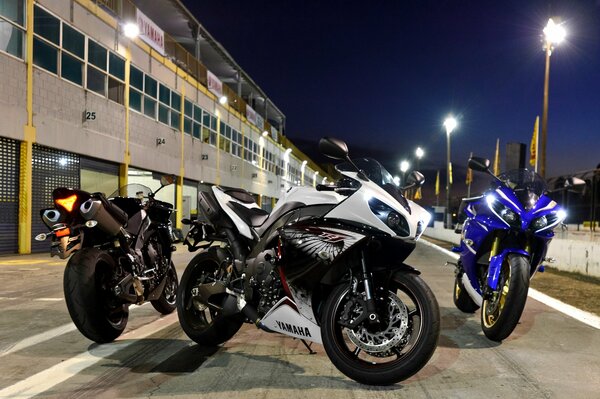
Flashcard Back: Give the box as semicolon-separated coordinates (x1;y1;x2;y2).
55;195;78;212
55;228;71;238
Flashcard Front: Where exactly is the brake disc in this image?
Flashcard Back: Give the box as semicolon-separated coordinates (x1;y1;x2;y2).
346;291;410;354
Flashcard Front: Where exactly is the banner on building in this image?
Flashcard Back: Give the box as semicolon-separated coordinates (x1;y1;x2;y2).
136;9;165;55
246;104;256;125
255;113;264;130
207;70;223;99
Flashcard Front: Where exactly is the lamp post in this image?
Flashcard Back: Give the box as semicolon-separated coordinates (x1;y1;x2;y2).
443;116;458;228
540;18;566;178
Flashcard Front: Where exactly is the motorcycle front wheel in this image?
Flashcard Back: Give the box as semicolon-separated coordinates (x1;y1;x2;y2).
481;254;530;342
177;251;244;346
321;271;440;385
64;248;129;343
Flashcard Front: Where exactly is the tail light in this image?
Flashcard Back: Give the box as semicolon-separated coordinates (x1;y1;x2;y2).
55;194;78;212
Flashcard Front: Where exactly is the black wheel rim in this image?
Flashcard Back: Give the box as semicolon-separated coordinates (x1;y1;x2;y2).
330;280;425;367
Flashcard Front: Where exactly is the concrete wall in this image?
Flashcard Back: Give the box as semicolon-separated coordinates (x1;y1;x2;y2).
424;227;600;278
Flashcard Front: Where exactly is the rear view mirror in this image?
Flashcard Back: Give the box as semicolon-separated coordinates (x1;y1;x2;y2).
181;218;192;225
468;157;491;173
406;171;425;187
319;137;349;160
564;177;586;188
160;174;176;187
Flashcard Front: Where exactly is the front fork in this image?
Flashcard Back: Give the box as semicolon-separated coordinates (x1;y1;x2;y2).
484;232;531;296
360;250;381;324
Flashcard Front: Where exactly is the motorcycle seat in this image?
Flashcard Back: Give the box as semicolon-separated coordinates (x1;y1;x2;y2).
224;188;256;204
227;202;269;227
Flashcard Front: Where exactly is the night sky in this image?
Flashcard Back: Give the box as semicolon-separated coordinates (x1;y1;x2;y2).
181;0;600;183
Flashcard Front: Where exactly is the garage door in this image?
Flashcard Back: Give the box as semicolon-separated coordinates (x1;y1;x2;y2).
0;137;19;254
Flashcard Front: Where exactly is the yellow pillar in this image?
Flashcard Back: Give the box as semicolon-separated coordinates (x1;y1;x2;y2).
257;194;262;208
18;0;36;254
215;109;221;185
176;80;185;230
121;44;132;187
271;197;276;209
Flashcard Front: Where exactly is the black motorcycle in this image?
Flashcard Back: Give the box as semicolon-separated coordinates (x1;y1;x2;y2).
35;175;178;343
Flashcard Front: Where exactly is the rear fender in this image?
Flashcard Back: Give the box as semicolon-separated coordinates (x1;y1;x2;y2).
487;249;529;290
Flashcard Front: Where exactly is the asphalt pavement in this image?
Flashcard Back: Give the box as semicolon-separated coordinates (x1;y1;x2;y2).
0;241;598;398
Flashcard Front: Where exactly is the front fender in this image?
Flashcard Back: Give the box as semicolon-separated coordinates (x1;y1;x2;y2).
487;249;529;290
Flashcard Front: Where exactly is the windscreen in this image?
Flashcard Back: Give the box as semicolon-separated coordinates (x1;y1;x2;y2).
109;184;152;199
497;169;547;209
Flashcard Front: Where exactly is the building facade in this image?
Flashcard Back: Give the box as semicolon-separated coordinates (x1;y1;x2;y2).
0;0;329;254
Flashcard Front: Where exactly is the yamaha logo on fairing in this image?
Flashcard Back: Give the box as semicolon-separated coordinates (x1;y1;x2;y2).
275;320;312;337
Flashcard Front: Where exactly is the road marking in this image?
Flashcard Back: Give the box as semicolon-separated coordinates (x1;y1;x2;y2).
0;324;77;358
0;303;149;358
420;238;600;330
34;298;63;302
0;312;178;399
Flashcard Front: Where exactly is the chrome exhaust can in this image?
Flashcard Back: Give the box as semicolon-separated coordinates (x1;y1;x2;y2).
80;199;122;236
41;209;64;228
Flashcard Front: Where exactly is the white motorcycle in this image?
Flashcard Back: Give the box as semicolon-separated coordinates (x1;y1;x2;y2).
177;137;440;385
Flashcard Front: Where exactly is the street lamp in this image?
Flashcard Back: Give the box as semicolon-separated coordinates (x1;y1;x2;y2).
540;18;566;178
415;147;424;170
443;116;458;228
400;160;410;185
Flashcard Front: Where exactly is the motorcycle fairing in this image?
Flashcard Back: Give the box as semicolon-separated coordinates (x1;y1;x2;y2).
259;297;323;344
487;248;530;290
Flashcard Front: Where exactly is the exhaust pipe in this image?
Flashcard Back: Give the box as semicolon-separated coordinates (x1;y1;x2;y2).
80;199;122;236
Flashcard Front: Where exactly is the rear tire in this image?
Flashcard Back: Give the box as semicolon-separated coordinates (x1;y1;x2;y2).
177;251;244;346
64;248;128;343
481;254;530;342
321;272;440;385
151;261;178;314
453;274;480;313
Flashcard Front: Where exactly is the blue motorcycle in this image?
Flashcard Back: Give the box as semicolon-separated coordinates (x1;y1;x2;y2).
451;156;567;341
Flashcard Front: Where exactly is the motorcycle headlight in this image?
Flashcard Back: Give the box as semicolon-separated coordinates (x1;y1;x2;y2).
486;194;520;227
368;198;410;237
531;216;548;230
531;209;567;233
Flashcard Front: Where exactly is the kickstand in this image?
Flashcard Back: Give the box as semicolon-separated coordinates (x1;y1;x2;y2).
300;339;316;355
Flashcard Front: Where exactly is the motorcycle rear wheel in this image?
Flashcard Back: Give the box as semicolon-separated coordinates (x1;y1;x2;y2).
481;254;530;342
177;251;244;346
64;248;128;343
453;274;479;313
321;271;440;385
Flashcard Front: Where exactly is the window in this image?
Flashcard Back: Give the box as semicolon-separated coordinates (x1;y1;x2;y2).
0;0;25;26
62;24;84;58
0;21;24;58
86;65;105;95
129;89;142;112
87;39;107;70
33;37;57;73
34;6;59;45
61;52;82;85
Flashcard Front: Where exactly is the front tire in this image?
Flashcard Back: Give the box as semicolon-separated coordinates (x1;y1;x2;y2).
481;254;530;342
177;251;244;346
64;248;128;343
151;261;178;314
321;272;440;385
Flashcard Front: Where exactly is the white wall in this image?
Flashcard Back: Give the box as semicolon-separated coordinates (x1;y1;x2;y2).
424;227;600;278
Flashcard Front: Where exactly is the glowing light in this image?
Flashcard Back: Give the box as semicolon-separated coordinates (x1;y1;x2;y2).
556;209;567;221
486;194;496;206
219;96;228;105
415;147;424;159
393;176;401;186
301;160;307;172
55;195;78;212
444;116;458;134
58;158;68;166
123;22;139;39
544;18;566;45
400;160;410;173
262;131;269;137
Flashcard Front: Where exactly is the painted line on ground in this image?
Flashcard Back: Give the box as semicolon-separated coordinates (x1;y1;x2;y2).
33;298;63;302
0;311;178;399
0;303;149;359
420;238;600;330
